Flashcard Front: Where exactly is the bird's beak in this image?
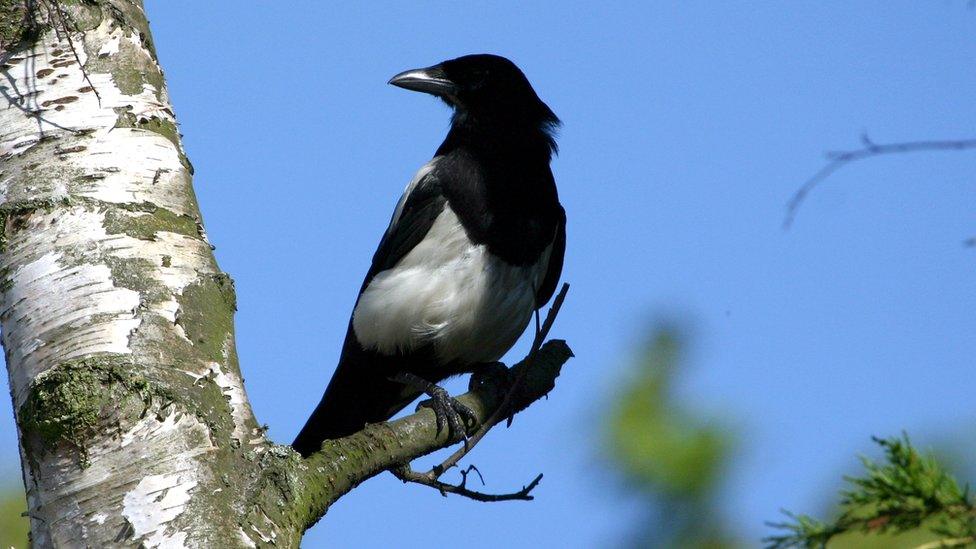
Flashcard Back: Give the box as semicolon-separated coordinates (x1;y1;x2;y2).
388;65;456;97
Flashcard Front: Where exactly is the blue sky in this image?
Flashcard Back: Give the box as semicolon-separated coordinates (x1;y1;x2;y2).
3;1;975;546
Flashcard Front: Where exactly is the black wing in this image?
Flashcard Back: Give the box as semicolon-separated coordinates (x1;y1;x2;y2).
535;205;566;308
363;166;446;286
293;165;447;454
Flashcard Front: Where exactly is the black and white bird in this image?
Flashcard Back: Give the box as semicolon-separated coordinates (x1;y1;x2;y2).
293;54;566;457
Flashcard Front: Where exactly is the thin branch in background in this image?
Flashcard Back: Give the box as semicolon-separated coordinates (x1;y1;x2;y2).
783;134;976;229
392;283;570;501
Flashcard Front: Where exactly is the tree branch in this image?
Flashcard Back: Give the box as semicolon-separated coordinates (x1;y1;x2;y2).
387;284;569;502
427;283;569;480
393;465;543;502
290;338;573;531
783;134;976;229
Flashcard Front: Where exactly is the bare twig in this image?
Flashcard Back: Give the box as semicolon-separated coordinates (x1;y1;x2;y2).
40;0;101;104
428;282;569;480
393;464;543;502
784;134;976;229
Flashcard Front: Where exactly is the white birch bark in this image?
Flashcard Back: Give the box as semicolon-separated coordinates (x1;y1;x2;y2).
0;2;273;546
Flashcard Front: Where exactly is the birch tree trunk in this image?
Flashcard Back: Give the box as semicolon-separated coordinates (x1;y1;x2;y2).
0;2;572;546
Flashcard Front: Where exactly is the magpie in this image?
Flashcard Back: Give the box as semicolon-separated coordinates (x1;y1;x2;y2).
293;54;565;457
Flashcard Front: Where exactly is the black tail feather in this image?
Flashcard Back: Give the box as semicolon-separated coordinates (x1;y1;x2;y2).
292;369;418;457
292;332;421;457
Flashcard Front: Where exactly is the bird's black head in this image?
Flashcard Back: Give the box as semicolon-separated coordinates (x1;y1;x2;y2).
389;54;560;155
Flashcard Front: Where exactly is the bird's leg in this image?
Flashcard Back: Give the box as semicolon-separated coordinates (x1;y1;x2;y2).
417;386;477;443
390;372;476;443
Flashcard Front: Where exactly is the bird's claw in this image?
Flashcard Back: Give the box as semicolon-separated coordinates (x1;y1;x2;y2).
390;371;477;442
417;385;476;443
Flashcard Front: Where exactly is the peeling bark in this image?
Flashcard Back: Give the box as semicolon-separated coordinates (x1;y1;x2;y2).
0;2;573;547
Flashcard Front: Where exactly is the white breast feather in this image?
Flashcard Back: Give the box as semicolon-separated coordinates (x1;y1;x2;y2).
352;205;552;364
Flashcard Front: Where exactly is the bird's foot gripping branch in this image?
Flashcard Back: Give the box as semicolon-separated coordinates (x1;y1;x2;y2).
293;285;572;527
393;283;571;501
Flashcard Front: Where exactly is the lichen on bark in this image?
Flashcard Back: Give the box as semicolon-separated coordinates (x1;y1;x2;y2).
102;204;200;241
0;2;32;49
114;111;181;148
176;274;238;362
18;355;176;463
